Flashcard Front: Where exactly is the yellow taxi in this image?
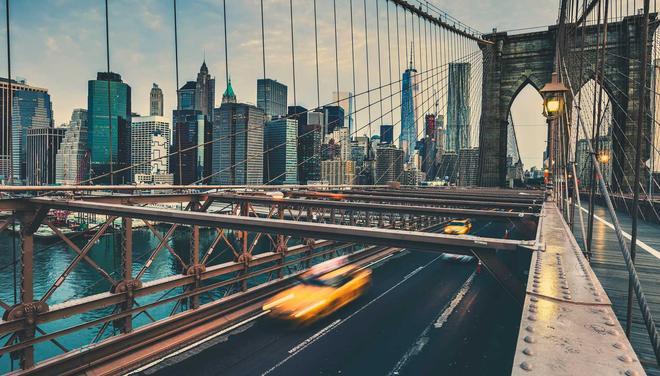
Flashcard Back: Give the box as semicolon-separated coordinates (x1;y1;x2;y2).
443;219;472;235
263;257;371;324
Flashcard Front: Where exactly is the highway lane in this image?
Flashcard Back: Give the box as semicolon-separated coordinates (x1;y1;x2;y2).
144;221;521;376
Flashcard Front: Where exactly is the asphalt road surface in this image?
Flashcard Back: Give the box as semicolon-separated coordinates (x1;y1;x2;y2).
145;221;522;376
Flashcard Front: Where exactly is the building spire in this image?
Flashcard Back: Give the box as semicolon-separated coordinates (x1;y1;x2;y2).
409;42;414;70
222;75;236;104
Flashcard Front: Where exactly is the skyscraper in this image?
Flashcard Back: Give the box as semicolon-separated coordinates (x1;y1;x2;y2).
178;81;196;110
400;52;418;163
213;81;265;185
195;61;215;118
171;109;208;185
333;91;353;136
131;115;172;183
87;72;132;184
26;127;65;185
446;63;471;152
458;147;479;186
257;79;288;120
56;109;89;185
11;87;54;183
290;106;322;184
376;144;404;184
380;124;394;145
150;83;164;116
323;105;345;135
0;78;50;182
264;117;298;184
222;78;237;104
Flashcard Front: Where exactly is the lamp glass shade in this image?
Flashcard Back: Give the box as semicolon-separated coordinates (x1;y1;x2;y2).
545;96;561;114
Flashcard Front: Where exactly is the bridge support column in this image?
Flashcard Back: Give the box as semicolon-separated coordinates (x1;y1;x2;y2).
16;211;36;369
119;217;134;333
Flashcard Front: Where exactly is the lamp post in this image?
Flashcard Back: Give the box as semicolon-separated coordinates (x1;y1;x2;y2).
540;72;570;202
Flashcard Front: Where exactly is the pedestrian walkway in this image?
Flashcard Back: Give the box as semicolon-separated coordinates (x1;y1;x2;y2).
572;204;660;375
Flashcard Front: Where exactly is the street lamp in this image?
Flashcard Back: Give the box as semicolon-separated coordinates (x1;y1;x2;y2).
598;152;610;164
540;72;570;119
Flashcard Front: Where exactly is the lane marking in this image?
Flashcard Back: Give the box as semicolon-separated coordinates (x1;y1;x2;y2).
577;206;660;259
388;271;477;376
287;319;341;354
261;255;442;376
434;271;477;329
127;310;269;374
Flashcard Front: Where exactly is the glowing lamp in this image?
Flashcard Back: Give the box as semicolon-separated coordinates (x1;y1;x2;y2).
598;152;610;164
540;72;569;119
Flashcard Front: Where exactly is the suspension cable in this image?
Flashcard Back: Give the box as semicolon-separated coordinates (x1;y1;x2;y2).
314;0;320;108
333;0;340;103
174;0;182;185
350;0;357;138
260;0;266;80
363;0;371;137
104;0;113;185
289;0;297;106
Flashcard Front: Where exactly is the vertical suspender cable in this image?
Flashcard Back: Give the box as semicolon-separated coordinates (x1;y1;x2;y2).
223;0;229;87
586;0;602;255
260;0;266;80
628;0;651;339
289;0;297;106
5;0;11;184
396;5;402;128
350;0;357;138
363;0;372;137
375;0;383;126
105;0;113;185
314;0;320;108
174;0;182;185
6;0;17;314
333;0;340;104
386;0;394;124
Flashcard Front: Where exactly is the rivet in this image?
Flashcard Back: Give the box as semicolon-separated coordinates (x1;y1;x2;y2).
528;315;537;321
530;296;539;302
613;342;624;349
533;283;539;288
561;285;569;290
532;288;539;293
618;355;633;363
595;298;602;302
522;347;535;356
608;329;619;336
520;361;533;371
625;370;640;376
529;307;537;313
526;325;535;333
524;335;536;343
605;320;615;326
563;295;572;300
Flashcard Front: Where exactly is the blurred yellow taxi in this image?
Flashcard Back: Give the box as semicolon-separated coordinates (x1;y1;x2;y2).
263;257;371;324
443;219;472;235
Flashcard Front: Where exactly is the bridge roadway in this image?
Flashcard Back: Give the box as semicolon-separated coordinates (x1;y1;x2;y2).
138;221;520;376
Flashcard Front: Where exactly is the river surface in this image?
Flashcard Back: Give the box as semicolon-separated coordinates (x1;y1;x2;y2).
0;225;306;372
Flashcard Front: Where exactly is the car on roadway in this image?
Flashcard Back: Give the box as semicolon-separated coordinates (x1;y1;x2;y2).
443;219;472;235
439;253;475;263
263;259;371;324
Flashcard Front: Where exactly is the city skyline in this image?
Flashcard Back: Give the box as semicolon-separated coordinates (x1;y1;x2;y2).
0;1;555;152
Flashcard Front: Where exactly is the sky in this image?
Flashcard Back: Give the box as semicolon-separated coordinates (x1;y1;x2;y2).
0;0;557;170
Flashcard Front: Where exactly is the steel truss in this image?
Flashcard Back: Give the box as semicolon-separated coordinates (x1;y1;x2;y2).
0;187;539;373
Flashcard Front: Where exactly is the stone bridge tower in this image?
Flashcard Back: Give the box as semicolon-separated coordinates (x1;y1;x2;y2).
477;14;658;190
